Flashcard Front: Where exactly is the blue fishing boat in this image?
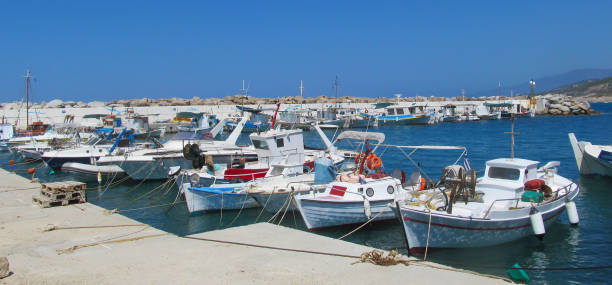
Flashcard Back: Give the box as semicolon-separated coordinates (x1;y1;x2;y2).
359;106;433;126
181;183;259;213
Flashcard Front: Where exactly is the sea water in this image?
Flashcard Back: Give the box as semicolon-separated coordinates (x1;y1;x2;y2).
1;103;611;284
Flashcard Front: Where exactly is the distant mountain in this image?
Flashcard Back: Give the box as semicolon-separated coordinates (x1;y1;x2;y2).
472;68;612;97
541;76;612;102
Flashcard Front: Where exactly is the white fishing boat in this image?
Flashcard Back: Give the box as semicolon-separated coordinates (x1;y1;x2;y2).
247;129;385;214
396;158;579;254
568;133;612;177
179;122;315;213
294;135;422;230
98;117;257;180
395;120;580;254
294;174;405;230
41;128;139;170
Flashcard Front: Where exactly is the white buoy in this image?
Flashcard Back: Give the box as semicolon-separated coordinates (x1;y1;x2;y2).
565;200;580;226
97;171;102;184
363;198;372;219
530;208;546;239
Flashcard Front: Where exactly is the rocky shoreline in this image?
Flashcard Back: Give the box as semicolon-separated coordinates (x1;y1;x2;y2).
536;94;598;116
0;93;602;116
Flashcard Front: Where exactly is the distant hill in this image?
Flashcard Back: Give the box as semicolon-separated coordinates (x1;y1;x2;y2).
472;68;612;97
541;76;612;102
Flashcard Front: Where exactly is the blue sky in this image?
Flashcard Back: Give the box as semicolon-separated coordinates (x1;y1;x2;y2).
1;1;611;102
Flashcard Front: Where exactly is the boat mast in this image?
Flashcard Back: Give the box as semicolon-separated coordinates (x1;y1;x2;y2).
25;68;32;128
334;75;339;108
504;116;519;159
299;80;304;97
240;80;249;116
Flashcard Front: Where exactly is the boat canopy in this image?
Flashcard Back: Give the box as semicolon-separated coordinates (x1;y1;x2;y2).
236;105;263;114
484;102;513;107
335;131;385;143
376;144;465;150
175;112;204;119
82;114;107;119
373;102;394;109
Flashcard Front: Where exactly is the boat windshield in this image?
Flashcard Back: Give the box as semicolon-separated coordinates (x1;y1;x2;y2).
488;167;521;180
253;139;268;150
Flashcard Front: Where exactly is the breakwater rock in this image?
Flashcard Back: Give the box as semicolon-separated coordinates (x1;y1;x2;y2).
537;94;597;116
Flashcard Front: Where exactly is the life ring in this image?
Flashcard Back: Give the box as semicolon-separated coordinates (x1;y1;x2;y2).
367;154;382;169
364;109;369;114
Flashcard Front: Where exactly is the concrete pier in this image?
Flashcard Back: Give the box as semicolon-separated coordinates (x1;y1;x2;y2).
0;168;505;284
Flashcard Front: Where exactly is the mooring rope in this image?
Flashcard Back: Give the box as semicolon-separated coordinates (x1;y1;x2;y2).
337;203;393;240
182;236;514;283
276;191;295;226
253;190;275;223
424;209;433;260
105;177;176;214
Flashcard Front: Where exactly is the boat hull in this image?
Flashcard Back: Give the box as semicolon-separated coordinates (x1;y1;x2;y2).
42;156;95;170
250;191;302;213
578;151;612;177
294;197;396;230
378;115;431;126
20;149;44;161
61;162;126;182
180;183;259;213
398;186;579;253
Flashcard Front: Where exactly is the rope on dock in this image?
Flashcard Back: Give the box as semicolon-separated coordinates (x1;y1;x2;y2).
57;232;170;254
0;186;40;192
182;235;514;283
43;224;145;232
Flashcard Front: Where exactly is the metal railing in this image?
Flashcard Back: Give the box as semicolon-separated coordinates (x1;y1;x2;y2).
482;182;575;218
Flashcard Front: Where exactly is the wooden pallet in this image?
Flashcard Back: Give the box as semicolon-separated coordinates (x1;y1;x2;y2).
41;181;86;193
40;189;86;201
32;195;86;208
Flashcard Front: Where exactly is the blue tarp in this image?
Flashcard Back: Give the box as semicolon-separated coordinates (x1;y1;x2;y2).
314;157;337;185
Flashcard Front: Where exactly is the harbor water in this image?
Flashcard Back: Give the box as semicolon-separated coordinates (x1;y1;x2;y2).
1;103;610;284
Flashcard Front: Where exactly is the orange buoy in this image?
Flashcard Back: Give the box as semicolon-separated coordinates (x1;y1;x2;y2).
367;154;382;169
8;160;15;164
28;168;36;174
420;177;426;191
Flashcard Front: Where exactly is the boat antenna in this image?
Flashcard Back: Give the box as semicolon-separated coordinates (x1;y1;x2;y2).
504;116;519;159
25;68;32;128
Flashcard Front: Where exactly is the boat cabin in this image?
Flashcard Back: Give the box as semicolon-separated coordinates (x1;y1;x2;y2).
384;104;430;116
478;158;539;199
249;129;305;176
